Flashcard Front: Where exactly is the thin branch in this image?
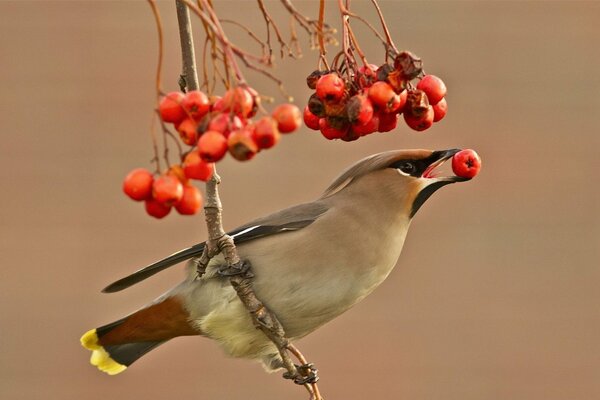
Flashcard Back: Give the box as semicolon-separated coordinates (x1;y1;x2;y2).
176;0;199;91
147;0;164;173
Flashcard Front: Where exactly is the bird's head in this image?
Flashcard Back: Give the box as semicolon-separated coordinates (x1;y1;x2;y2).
321;149;472;218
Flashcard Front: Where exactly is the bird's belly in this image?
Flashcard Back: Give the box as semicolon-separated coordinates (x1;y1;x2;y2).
240;228;408;338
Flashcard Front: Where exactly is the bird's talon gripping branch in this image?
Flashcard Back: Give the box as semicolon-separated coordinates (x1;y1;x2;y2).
217;260;254;277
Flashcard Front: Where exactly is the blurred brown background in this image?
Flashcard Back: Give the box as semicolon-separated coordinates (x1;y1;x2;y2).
1;1;598;399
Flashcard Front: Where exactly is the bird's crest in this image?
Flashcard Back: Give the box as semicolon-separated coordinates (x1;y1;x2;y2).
320;149;433;198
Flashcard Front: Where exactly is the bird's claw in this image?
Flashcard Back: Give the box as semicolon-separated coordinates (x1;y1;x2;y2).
217;260;254;278
283;363;319;385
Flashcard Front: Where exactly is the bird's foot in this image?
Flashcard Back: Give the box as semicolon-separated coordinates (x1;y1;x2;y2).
283;363;319;385
217;259;254;279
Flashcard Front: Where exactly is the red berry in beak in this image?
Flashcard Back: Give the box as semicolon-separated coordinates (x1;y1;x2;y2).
452;149;482;178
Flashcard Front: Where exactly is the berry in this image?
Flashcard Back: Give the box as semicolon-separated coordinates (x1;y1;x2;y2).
352;114;379;136
183;151;214;181
176;118;198;146
393;51;423;80
198;130;228;162
417;75;446;105
182;90;210;121
271;104;301;133
319;118;348;140
355;63;378;88
222;87;254;118
404;105;434;132
346;94;374;125
152;175;184;205
159;92;186;124
306;70;326;89
452;149;481;179
253;117;280;149
145;198;172;219
208;113;243;138
210;96;224;112
307;94;326;117
228;128;259;161
377;112;399;132
175;184;203;215
316;73;345;102
406;90;430;118
123;168;154;201
303;106;320;130
432;98;447;122
368;81;401;113
167;164;187;184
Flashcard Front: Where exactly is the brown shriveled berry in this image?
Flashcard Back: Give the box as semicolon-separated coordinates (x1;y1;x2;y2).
376;64;394;82
393;51;423;80
307;93;326;117
306;70;327;89
346;94;374;125
319;117;349;140
406;89;430;118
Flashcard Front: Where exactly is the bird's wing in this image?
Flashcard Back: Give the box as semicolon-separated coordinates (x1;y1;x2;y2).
102;201;329;293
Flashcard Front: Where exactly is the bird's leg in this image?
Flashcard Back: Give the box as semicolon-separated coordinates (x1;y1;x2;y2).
220;258;322;399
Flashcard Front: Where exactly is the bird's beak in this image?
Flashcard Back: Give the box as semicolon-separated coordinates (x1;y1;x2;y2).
421;148;471;183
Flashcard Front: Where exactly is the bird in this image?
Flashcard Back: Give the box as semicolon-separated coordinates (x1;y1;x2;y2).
81;148;472;376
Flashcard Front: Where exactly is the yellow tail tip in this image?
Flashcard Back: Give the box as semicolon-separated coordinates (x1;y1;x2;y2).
80;329;127;375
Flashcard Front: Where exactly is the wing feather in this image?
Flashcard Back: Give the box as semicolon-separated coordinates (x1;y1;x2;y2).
102;202;328;293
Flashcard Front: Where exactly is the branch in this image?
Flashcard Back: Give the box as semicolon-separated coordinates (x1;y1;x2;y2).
174;2;321;399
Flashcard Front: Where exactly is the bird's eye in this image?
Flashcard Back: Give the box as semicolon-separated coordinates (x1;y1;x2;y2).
399;162;415;174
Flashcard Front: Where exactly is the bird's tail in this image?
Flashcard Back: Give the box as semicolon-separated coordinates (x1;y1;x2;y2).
80;295;199;375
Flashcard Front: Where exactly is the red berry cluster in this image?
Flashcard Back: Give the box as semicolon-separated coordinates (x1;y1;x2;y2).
123;86;301;219
160;87;301;163
123;163;212;219
303;51;448;141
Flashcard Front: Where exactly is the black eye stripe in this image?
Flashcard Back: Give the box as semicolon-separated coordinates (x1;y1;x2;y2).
388;153;443;177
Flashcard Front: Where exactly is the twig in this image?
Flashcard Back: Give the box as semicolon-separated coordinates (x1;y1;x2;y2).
176;0;199;91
